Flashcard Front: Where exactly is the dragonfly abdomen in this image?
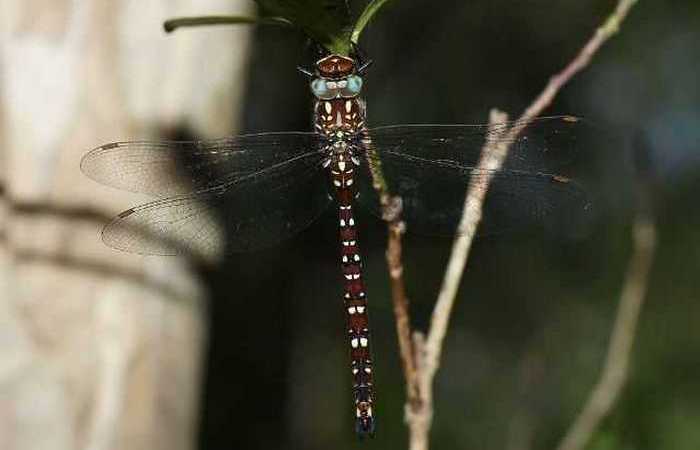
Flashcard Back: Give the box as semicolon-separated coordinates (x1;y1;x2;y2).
337;196;375;436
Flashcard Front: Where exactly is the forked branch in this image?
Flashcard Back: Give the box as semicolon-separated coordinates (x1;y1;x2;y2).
378;1;641;449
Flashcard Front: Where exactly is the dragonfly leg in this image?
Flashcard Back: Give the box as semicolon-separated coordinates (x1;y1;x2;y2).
351;43;373;75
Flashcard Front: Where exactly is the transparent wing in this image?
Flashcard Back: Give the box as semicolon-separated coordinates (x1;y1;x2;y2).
102;151;330;257
358;117;592;237
366;116;582;174
81;132;322;196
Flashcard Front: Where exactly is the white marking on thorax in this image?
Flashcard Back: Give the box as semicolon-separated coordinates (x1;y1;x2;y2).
335;110;343;126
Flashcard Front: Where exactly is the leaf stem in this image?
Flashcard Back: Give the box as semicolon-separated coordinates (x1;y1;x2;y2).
351;0;394;44
163;15;291;33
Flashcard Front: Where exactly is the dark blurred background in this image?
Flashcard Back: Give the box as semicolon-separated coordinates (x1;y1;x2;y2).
200;1;699;449
1;1;698;450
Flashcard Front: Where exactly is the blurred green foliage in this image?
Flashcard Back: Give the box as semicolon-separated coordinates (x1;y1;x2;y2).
256;0;354;54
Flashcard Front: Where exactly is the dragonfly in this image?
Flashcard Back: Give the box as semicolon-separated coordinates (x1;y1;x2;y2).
81;53;591;437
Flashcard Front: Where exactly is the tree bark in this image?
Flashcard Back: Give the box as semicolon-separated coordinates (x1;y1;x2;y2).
0;1;252;449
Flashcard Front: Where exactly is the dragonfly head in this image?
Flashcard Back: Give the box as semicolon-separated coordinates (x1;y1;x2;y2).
310;54;363;100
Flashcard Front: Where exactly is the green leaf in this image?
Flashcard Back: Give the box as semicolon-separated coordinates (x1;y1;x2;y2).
255;0;353;55
163;15;292;33
352;0;393;44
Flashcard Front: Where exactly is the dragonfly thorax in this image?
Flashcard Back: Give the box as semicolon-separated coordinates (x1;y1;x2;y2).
314;98;366;137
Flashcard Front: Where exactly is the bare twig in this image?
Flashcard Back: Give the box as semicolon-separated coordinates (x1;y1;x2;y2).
387;215;421;406
376;0;640;449
364;133;421;406
516;0;639;129
405;109;510;450
424;108;509;378
555;215;656;450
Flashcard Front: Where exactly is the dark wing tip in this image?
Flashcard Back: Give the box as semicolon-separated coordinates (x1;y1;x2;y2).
552;174;572;183
80;142;120;179
116;208;136;219
562;115;581;123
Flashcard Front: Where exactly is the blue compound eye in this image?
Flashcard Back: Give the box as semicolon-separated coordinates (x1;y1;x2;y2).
341;75;363;97
310;78;336;100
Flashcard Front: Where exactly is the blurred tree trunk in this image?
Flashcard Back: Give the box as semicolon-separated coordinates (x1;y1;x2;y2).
0;1;252;449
